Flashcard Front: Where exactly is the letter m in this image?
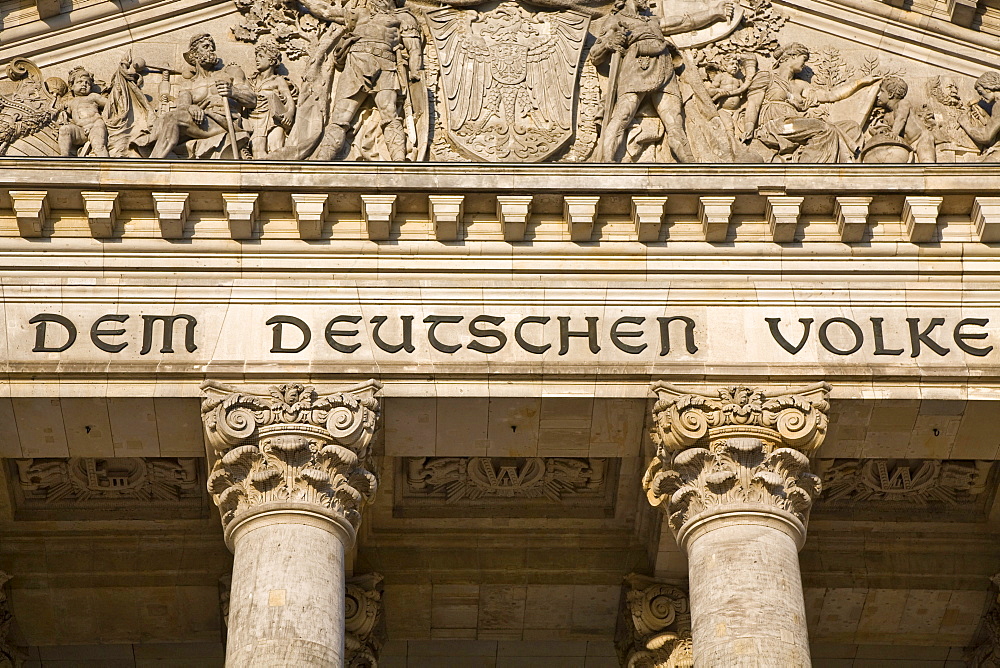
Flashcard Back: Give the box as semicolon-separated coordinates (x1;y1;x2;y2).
140;314;198;355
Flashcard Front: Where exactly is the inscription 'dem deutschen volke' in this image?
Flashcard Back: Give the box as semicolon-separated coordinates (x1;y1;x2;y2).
24;312;995;359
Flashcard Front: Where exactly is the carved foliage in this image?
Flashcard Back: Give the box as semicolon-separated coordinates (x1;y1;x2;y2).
645;436;822;535
345;573;386;667
201;381;381;532
406;456;606;502
615;574;692;668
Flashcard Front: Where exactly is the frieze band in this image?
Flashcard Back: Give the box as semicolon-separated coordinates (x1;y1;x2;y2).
2;0;1000;163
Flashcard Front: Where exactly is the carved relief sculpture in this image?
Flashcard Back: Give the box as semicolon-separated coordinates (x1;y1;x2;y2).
58;67;110;157
345;573;386;667
958;71;1000;162
860;76;934;163
0;0;993;162
406;456;607;502
427;2;589;161
291;0;425;161
247;40;297;158
145;34;255;159
741;43;880;163
590;0;732;162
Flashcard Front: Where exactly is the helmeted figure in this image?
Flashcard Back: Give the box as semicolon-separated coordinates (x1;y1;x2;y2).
301;0;423;161
590;0;732;163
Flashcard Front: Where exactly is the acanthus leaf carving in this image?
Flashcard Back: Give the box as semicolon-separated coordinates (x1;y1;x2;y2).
201;380;382;541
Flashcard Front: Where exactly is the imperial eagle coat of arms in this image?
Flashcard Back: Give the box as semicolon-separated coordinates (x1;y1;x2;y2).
426;2;590;162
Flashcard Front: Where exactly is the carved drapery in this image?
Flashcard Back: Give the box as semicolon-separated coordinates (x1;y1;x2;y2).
345;573;386;667
614;574;692;668
643;383;829;545
201;380;382;546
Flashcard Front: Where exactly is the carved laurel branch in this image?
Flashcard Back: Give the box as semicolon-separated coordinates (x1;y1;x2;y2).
201;379;381;453
644;436;822;534
649;382;831;454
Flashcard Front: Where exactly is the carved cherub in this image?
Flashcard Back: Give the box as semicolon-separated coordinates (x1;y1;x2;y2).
58;66;110;157
864;76;935;162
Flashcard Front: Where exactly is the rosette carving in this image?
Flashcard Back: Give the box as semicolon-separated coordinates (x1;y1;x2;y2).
345;573;385;668
200;380;382;540
615;574;693;668
643;383;829;541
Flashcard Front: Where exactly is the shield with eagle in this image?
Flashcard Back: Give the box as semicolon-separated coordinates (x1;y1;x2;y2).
426;2;590;162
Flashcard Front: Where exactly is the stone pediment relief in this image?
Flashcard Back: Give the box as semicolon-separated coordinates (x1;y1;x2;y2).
1;0;1000;162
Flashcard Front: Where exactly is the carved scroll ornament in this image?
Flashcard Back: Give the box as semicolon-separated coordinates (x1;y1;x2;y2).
201;380;382;543
615;574;693;668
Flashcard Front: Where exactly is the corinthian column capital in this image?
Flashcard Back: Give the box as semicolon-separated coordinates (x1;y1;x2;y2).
643;383;830;548
200;379;382;548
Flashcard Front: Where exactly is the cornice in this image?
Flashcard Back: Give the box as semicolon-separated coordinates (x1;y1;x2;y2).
3;159;1000;192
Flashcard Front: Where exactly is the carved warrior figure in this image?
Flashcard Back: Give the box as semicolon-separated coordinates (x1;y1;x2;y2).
146;34;255;159
247;41;297;157
741;42;880;162
959;71;1000;161
589;0;734;162
58;67;110;157
297;0;424;161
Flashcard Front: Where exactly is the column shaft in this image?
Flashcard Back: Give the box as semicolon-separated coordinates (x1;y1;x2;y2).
226;511;348;666
686;516;809;667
